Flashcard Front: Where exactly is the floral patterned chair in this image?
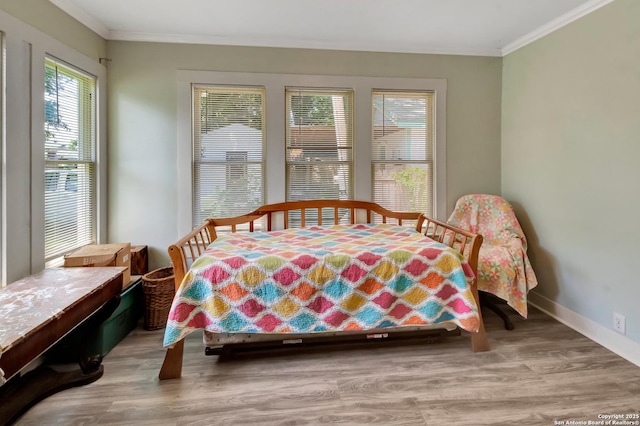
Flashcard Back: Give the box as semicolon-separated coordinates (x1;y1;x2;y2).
447;194;538;330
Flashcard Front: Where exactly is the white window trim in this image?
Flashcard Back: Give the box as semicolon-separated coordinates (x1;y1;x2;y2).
43;56;98;262
191;84;266;226
285;87;355;202
177;70;446;236
33;50;106;271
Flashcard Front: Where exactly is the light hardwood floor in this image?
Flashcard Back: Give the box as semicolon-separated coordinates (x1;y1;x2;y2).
15;305;640;425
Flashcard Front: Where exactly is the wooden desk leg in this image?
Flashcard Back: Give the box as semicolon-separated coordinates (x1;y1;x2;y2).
0;296;121;425
159;339;185;380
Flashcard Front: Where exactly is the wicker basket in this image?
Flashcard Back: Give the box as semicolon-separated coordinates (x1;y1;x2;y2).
142;266;175;330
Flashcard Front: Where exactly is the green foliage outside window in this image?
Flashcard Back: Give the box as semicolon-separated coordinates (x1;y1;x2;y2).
392;167;429;212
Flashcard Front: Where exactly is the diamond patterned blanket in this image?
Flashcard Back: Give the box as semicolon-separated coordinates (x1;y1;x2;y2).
163;224;480;346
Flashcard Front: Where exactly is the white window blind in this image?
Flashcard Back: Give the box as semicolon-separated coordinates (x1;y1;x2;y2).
193;86;265;226
286;88;353;202
44;58;96;261
372;91;434;216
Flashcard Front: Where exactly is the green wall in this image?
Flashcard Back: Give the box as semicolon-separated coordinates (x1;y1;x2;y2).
106;42;503;267
502;0;640;345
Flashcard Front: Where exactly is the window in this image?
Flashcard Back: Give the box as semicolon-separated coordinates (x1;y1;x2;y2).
192;86;265;226
372;91;434;216
179;71;447;231
44;58;96;261
286;88;353;201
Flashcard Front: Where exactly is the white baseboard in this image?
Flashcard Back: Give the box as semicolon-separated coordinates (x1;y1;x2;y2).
528;292;640;368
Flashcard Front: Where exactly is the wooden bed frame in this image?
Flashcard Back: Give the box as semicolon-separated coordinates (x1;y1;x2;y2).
159;200;489;380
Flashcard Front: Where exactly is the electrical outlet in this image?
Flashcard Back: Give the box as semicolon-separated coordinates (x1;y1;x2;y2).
613;313;626;335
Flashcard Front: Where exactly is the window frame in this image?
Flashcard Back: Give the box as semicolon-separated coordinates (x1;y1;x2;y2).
285;87;354;202
191;84;266;226
43;57;97;262
33;52;106;271
0;10;107;283
371;90;435;216
177;71;446;236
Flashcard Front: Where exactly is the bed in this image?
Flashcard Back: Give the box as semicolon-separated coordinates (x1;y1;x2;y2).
159;200;489;380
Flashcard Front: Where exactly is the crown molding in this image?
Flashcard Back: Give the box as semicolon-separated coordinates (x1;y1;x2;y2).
50;0;615;58
502;0;615;56
107;31;503;57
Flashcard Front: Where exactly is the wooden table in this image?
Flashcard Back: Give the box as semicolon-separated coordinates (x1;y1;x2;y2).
0;267;125;424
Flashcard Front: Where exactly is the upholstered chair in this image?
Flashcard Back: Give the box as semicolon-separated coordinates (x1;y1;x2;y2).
447;194;538;330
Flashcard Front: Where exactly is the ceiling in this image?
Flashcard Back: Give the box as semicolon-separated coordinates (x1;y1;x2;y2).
49;0;612;57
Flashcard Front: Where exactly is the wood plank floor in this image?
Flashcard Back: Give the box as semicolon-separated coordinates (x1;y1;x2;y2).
15;306;640;425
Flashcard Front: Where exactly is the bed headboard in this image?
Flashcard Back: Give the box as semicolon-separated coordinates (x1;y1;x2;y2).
210;199;421;231
167;200;482;294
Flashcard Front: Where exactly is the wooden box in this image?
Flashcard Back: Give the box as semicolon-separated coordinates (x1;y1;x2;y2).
64;243;131;286
130;245;148;276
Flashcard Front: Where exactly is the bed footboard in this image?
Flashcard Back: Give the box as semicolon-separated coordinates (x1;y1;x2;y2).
167;219;217;292
159;200;489;380
416;214;490;352
160;220;216;380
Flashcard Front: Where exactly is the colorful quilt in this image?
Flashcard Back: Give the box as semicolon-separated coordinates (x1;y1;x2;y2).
163;224;480;347
447;194;538;317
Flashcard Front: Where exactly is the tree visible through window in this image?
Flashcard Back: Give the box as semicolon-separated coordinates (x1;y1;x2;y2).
286;89;353;202
183;72;445;229
372;91;434;217
44;58;96;261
